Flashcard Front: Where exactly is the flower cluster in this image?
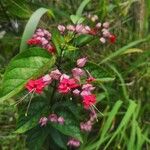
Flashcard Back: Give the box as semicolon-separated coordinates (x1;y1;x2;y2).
39;113;65;127
25;57;96;109
57;16;116;44
27;28;55;53
67;138;80;148
80;109;97;132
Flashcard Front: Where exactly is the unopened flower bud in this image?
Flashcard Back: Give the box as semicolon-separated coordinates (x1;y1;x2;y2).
48;114;58;123
39;117;48;126
77;57;87;67
57;116;65;125
96;22;101;28
100;37;106;43
58;25;66;33
103;22;109;28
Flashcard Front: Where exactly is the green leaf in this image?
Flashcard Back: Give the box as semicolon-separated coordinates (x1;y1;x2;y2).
103;100;137;150
16;96;49;134
0;48;55;102
49;126;67;150
75;34;93;47
85;62;113;78
95;100;123;149
94;77;115;83
26;125;50;150
51;30;65;56
100;38;148;64
7;0;31;18
122;48;143;55
76;0;91;16
20;8;54;52
50;110;83;143
70;15;85;24
66;45;78;51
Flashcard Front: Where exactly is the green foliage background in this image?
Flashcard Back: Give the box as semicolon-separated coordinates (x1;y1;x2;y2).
0;0;150;150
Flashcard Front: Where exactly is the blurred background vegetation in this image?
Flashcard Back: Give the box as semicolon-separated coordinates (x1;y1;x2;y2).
0;0;150;150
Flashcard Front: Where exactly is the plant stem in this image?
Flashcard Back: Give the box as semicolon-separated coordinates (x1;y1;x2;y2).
49;47;64;106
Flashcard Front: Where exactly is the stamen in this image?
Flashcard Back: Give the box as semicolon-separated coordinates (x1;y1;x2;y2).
25;89;35;116
14;89;35;106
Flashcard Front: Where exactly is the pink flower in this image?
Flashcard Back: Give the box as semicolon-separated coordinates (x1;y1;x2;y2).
77;57;87;67
58;25;66;33
67;138;80;147
27;39;41;45
57;116;65;125
86;76;96;83
27;28;54;53
25;78;45;94
82;84;95;92
45;44;56;53
66;25;75;32
58;78;79;94
109;34;116;43
73;89;80;96
48;114;58;123
103;22;109;28
80;121;92;132
39;117;48;126
82;94;96;109
68;78;79;89
58;83;70;94
72;68;85;78
50;69;62;80
100;37;106;43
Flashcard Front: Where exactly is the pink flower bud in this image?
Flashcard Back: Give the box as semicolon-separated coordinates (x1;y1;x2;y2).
50;69;62;80
100;37;106;43
36;31;45;37
85;25;91;31
66;25;75;31
72;68;85;77
60;74;70;81
103;22;109;28
57;116;65;125
80;121;92;132
58;25;66;33
42;74;52;85
96;22;101;28
73;89;80;96
80;90;91;97
39;117;48;126
82;84;95;92
67;138;80;147
77;57;87;67
102;29;110;37
90;109;97;122
75;24;84;33
41;37;48;45
91;15;98;22
48;114;58;123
